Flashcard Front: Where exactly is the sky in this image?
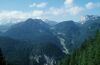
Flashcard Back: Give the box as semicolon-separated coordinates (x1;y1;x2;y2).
0;0;100;24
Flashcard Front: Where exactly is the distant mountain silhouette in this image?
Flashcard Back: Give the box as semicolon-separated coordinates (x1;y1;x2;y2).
3;18;60;46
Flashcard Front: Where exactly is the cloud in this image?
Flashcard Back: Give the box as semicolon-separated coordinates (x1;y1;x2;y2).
1;0;99;24
0;10;45;24
0;0;85;24
86;2;100;9
64;0;73;7
29;2;47;8
64;0;84;15
45;0;83;16
0;11;29;20
68;6;83;15
31;10;44;16
46;7;66;16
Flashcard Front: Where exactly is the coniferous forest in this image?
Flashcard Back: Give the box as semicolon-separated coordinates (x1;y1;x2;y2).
58;31;100;65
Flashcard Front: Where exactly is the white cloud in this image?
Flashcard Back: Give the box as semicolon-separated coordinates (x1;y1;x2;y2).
86;2;100;9
86;2;95;9
68;6;83;15
31;10;44;16
2;0;99;24
0;10;45;24
45;0;83;16
0;0;85;25
0;11;29;21
64;0;84;15
46;7;66;16
64;0;73;7
29;2;47;8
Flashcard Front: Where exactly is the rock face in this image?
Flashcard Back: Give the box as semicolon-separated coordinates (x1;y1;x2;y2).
29;43;64;65
51;21;80;52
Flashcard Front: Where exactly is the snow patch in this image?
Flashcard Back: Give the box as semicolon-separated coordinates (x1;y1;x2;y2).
57;32;66;36
58;37;69;54
44;54;56;65
34;55;41;63
80;16;86;24
80;15;100;24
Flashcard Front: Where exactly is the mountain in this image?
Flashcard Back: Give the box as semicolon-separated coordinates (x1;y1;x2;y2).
44;19;58;26
58;31;100;65
0;15;100;65
50;15;100;53
3;15;100;51
79;15;100;43
0;24;13;32
30;43;65;65
1;18;65;65
3;18;60;46
56;15;100;65
0;36;65;65
0;36;33;65
51;21;80;53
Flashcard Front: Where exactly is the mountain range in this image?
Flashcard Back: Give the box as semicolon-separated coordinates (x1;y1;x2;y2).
0;15;100;65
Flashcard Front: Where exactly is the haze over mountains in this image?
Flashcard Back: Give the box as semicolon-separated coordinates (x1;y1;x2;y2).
0;15;100;65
